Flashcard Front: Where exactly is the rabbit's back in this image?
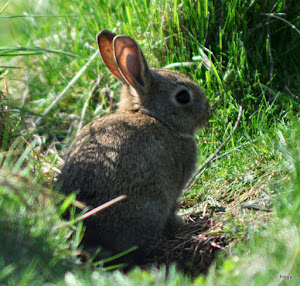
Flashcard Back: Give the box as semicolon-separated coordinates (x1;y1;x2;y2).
59;111;196;204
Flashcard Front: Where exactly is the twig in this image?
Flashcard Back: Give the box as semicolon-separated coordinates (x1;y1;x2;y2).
34;50;99;126
75;195;127;222
76;78;101;135
209;139;258;165
261;13;300;36
284;85;300;102
186;106;243;190
21;85;29;107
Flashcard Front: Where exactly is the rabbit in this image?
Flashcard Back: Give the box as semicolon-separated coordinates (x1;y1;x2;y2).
56;30;210;265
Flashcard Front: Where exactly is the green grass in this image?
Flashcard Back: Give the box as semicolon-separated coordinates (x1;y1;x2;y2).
0;0;300;284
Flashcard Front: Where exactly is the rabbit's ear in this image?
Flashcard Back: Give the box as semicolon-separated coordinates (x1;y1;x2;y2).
97;30;125;82
113;35;150;90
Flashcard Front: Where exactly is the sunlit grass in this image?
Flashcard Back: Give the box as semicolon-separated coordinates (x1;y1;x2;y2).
0;0;299;284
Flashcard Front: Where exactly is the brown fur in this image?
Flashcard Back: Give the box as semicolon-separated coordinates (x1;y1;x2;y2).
56;30;210;265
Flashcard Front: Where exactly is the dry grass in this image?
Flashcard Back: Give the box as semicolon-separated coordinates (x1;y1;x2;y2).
142;215;229;277
133;207;272;277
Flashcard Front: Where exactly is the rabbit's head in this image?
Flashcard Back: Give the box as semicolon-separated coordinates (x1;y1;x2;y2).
97;30;210;137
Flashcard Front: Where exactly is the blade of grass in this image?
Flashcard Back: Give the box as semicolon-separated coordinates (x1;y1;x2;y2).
0;264;16;282
11;139;36;173
0;47;80;58
0;14;78;18
0;1;9;15
34;50;99;125
101;246;138;265
1;136;23;168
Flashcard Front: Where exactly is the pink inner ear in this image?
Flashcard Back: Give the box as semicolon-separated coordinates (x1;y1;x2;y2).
124;49;140;79
114;37;145;87
98;34;124;82
123;50;144;86
101;38;116;69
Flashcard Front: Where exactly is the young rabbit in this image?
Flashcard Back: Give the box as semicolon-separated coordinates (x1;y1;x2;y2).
56;30;210;264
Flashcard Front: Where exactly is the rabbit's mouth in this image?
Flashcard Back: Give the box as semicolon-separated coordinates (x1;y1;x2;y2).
195;101;211;133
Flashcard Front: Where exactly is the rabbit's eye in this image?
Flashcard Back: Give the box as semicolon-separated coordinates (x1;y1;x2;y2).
175;90;190;105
